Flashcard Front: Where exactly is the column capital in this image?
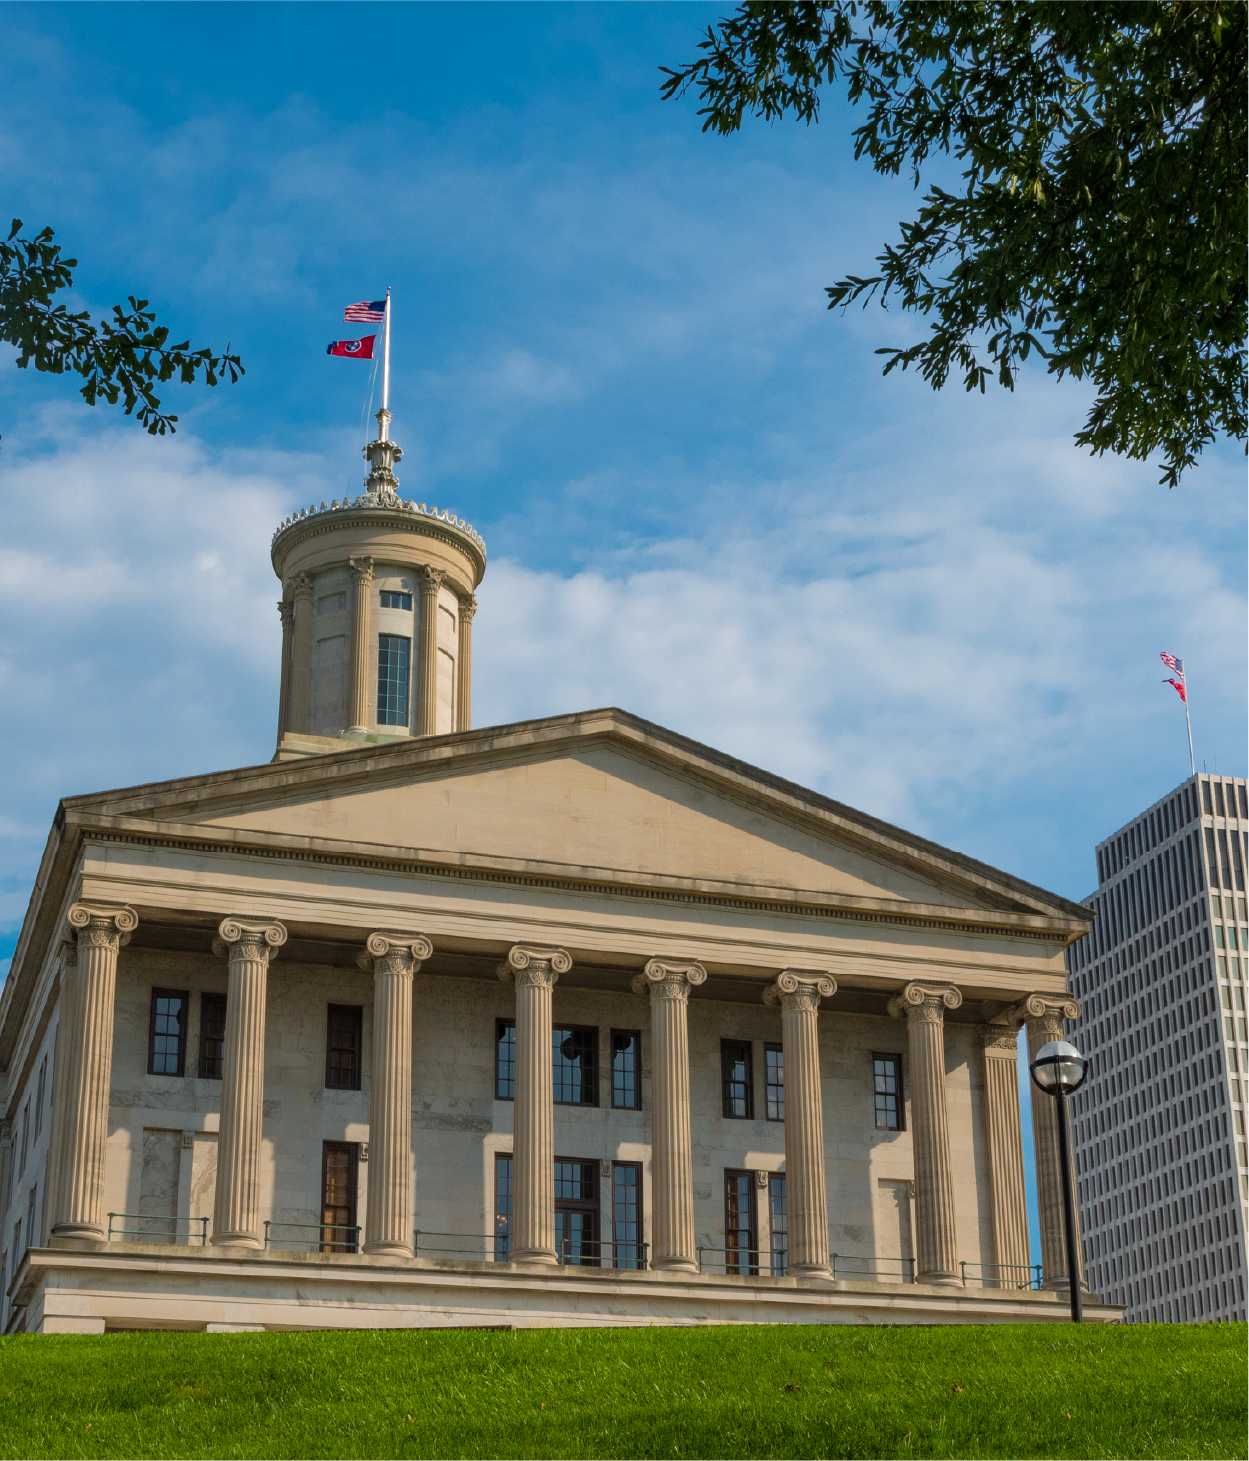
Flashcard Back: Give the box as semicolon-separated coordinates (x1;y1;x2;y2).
289;571;315;603
277;599;294;630
417;564;446;594
357;931;433;976
349;554;375;586
763;968;836;1010
67;903;138;950
633;959;707;1000
498;944;571;988
458;591;478;622
212;917;288;961
888;980;962;1023
1006;991;1081;1035
979;1024;1022;1059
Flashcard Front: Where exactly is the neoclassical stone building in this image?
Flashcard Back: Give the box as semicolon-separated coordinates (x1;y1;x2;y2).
0;415;1119;1332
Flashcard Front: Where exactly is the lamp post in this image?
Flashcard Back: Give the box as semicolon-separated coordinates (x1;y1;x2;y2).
1029;1038;1088;1323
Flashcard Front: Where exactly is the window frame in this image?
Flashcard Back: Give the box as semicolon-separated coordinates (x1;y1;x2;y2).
720;1038;754;1120
553;1023;599;1107
324;1004;363;1092
768;1171;787;1277
494;1152;513;1260
197;992;227;1080
724;1167;758;1276
379;589;413;611
610;1160;644;1270
872;1051;905;1131
376;632;411;726
319;1140;359;1253
610;1028;642;1110
554;1154;600;1266
147;988;189;1078
764;1041;784;1122
495;1019;516;1100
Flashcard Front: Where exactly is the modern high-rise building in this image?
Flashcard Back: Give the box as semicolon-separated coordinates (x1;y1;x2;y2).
1064;773;1248;1324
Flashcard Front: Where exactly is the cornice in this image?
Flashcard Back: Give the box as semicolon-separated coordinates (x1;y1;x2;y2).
271;498;486;586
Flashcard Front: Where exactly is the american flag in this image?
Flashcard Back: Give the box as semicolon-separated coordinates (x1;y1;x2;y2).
344;299;386;323
1160;651;1184;677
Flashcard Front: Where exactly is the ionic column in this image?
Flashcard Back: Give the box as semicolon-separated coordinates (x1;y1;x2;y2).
978;1023;1031;1285
1010;992;1083;1290
763;970;836;1278
276;600;294;741
632;959;706;1272
357;932;432;1256
288;573;314;734
346;556;374;733
211;917;287;1247
456;593;476;732
52;903;138;1242
415;565;445;736
887;980;962;1286
498;945;571;1264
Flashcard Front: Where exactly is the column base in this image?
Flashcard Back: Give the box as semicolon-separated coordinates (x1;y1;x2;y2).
210;1232;264;1250
649;1257;700;1274
51;1222;106;1244
917;1270;964;1287
363;1241;414;1259
787;1263;832;1281
509;1248;560;1267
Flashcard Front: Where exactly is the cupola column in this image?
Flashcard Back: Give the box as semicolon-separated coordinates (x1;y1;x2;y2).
632;959;706;1272
763;970;836;1278
888;980;963;1286
276;600;294;741
51;903;138;1243
498;945;571;1264
415;566;445;736
456;593;476;732
288;574;314;734
347;556;374;733
211;917;287;1248
978;1022;1032;1285
358;932;431;1256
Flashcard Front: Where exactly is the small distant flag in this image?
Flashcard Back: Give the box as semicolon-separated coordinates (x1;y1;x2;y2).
1160;651;1184;675
344;300;386;323
327;335;376;360
1164;678;1187;703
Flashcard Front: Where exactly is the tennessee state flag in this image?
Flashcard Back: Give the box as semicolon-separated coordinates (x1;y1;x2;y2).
1165;678;1187;703
326;335;376;359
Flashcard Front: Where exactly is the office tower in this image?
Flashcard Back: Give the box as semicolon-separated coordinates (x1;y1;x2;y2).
1064;773;1248;1323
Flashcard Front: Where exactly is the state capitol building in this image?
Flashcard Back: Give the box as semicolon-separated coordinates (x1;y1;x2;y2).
0;412;1121;1333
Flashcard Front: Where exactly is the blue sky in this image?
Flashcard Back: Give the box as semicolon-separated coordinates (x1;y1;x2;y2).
1;2;1245;1259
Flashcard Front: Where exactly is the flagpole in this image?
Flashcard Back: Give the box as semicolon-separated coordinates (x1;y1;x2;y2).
1182;663;1196;778
382;287;391;432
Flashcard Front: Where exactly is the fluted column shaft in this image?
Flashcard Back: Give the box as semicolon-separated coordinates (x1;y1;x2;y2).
1014;993;1084;1289
456;593;476;732
415;565;445;736
889;981;962;1286
633;959;706;1272
288;574;314;734
499;945;571;1264
211;918;287;1247
359;932;431;1255
979;1025;1031;1284
764;970;836;1277
347;557;374;733
52;905;137;1241
276;600;294;742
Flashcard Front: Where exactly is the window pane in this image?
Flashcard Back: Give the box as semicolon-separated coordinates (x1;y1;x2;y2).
725;1170;756;1275
494;1154;512;1261
496;1021;516;1099
379;590;412;610
874;1054;902;1130
769;1174;787;1276
611;1030;640;1109
325;1005;362;1090
765;1044;784;1122
554;1026;597;1105
148;991;186;1076
321;1141;358;1253
721;1040;752;1118
198;993;227;1079
376;633;410;725
612;1163;643;1269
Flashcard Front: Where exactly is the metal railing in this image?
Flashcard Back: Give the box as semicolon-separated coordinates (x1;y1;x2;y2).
557;1237;648;1270
697;1245;780;1276
263;1220;360;1253
106;1213;209;1245
413;1230;499;1260
830;1253;916;1283
960;1260;1044;1291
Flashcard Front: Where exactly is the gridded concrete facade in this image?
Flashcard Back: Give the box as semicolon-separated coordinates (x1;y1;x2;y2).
1065;774;1248;1324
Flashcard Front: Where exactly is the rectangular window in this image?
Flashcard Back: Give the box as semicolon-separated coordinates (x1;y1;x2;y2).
721;1039;753;1119
764;1042;784;1121
769;1173;787;1277
1214;783;1226;818
496;1020;516;1099
198;993;227;1079
494;1153;512;1260
553;1025;598;1106
873;1053;904;1130
147;989;188;1077
554;1158;599;1266
610;1029;641;1109
611;1162;644;1269
320;1141;359;1253
325;1005;363;1091
379;590;412;611
724;1169;757;1275
34;1057;46;1139
376;633;410;725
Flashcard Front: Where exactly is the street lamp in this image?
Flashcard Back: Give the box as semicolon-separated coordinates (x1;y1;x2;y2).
1029;1039;1089;1323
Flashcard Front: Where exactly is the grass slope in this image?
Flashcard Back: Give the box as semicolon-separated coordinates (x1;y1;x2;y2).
0;1322;1244;1460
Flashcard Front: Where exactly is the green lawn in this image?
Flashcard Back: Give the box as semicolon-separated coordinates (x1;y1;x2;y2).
0;1322;1243;1460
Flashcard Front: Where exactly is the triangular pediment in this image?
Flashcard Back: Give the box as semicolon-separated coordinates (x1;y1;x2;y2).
65;709;1085;924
